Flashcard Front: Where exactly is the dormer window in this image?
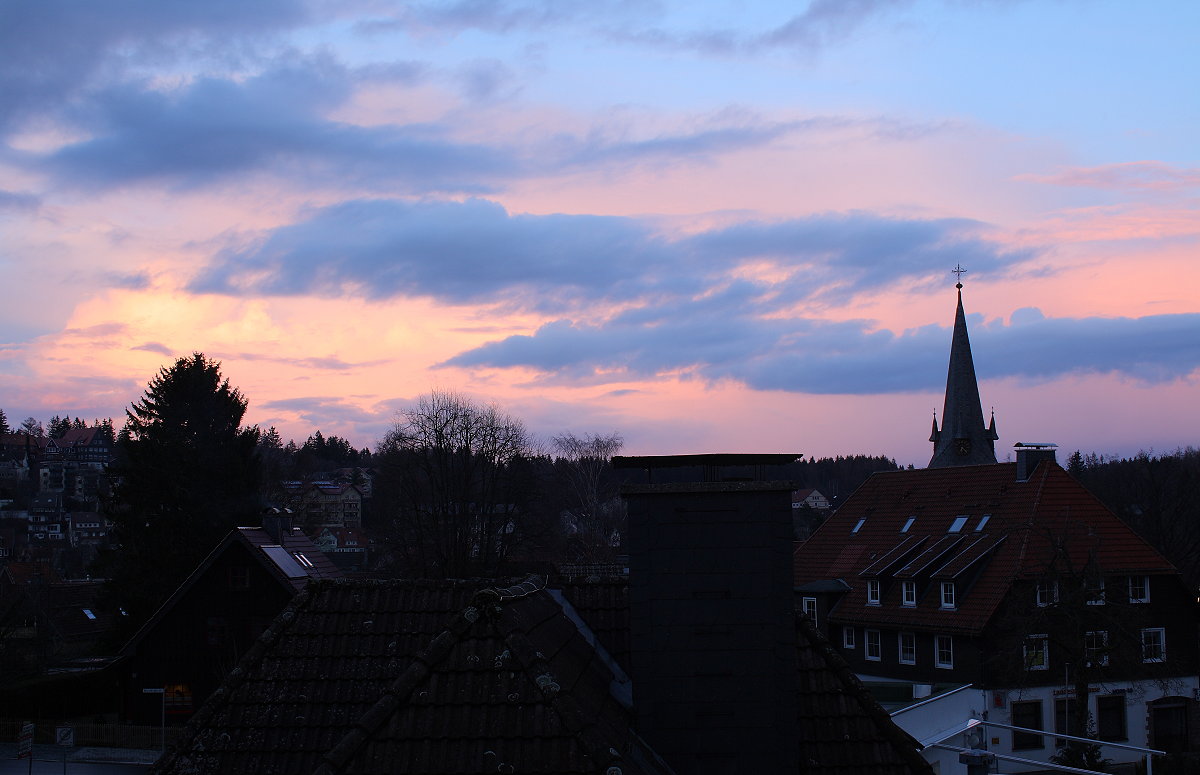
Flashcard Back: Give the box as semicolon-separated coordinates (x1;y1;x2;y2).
901;517;916;533
1087;578;1106;606
948;516;968;533
902;581;917;607
866;579;881;605
940;581;956;610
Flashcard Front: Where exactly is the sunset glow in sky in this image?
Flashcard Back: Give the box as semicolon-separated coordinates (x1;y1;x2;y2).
2;0;1198;466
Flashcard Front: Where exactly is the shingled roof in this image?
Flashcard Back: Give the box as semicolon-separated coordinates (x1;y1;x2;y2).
794;460;1176;635
153;578;671;775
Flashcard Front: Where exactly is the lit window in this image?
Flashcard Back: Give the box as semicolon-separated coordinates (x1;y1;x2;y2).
801;597;817;626
935;635;954;668
940;581;956;610
1086;631;1109;667
866;579;881;605
1141;628;1166;663
1036;580;1058;607
293;552;315;568
948;516;968;533
852;518;866;534
1129;576;1150;603
899;632;916;665
866;629;881;661
1024;635;1048;670
842;626;856;650
901;517;915;533
975;514;990;532
901;581;917;607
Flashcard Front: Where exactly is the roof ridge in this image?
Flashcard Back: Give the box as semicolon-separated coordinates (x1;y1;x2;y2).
497;595;630;774
311;587;487;775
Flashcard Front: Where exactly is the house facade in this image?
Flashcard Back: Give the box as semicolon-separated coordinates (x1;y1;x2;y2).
794;284;1200;769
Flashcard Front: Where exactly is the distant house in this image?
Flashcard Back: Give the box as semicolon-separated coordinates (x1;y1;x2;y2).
792;487;831;511
281;480;364;530
118;513;341;723
312;526;368;570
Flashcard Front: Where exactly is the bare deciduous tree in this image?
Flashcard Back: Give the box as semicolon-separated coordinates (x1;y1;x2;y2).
552;431;625;562
376;390;535;577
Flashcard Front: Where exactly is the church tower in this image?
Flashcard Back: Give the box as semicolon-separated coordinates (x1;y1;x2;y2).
928;270;998;468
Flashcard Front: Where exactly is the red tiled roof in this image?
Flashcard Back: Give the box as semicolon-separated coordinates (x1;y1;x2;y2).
794;461;1176;635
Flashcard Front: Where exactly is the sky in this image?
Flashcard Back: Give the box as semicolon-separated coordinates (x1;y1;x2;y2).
1;0;1197;467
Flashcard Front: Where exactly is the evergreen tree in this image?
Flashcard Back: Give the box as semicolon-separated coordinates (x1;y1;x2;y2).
47;415;71;438
0;408;8;435
98;353;261;626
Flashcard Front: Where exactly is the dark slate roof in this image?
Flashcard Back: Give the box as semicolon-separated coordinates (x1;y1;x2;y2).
795;616;933;775
928;288;998;468
794;461;1177;635
153;578;671;775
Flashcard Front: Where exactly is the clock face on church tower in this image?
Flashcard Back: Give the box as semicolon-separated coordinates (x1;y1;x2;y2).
955;438;972;457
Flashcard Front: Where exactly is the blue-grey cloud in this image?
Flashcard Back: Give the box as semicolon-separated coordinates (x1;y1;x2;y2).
132;342;174;356
38;58;514;192
0;0;308;135
188;198;1024;313
103;271;152;290
604;0;911;57
445;304;1200;394
0;190;40;212
188;198;683;309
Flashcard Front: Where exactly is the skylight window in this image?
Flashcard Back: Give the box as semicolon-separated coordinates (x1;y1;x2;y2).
852;518;866;534
948;516;969;533
82;608;96;620
293;553;315;568
901;517;916;533
975;514;990;532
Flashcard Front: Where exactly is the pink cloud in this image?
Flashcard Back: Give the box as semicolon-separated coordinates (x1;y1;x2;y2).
1017;161;1200;193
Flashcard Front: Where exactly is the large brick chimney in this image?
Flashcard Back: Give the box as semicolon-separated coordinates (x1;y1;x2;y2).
617;454;800;775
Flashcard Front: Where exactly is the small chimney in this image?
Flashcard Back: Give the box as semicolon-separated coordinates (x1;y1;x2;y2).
620;454;799;775
1014;442;1057;482
261;507;293;543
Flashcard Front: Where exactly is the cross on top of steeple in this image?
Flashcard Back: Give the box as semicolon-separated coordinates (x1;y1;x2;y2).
951;263;967;289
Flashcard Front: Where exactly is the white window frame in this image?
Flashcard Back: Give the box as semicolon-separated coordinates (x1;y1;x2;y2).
1141;628;1166;663
1087;577;1106;606
1036;580;1059;607
801;596;817;626
1024;634;1049;671
866;579;881;606
940;581;956;610
866;629;882;661
899;631;916;665
935;634;954;669
901;580;917;607
1128;575;1150;603
842;626;856;650
1086;630;1109;667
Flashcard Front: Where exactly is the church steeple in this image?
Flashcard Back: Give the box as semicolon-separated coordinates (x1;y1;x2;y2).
928;268;998;468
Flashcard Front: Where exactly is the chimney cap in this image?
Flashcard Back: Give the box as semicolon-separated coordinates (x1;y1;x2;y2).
1012;442;1057;449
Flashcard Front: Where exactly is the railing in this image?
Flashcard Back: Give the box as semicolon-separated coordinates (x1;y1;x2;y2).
0;718;184;750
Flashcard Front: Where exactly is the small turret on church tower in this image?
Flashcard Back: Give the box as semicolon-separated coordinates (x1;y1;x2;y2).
928;266;998;468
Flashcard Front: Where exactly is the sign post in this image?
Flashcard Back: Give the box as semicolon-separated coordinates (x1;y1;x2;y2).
17;721;34;775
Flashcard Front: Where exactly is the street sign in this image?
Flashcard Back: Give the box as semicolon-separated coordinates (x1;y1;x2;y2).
17;722;33;759
55;726;74;747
